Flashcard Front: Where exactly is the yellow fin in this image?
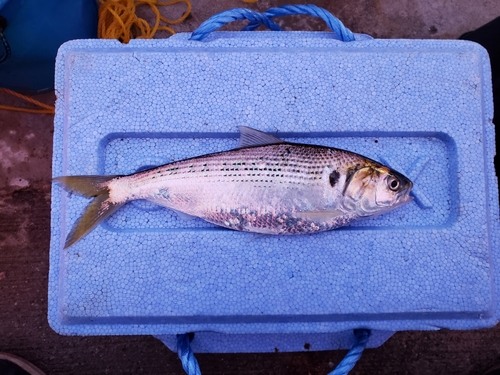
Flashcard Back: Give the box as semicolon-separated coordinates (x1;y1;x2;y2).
54;175;124;248
53;175;119;197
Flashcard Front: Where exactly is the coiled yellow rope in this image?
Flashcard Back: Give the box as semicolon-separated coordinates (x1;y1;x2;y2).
98;0;191;43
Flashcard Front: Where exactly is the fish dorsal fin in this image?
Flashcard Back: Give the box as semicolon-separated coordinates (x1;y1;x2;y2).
237;126;285;148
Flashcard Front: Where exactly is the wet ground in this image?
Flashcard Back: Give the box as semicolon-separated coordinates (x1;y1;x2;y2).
1;0;500;374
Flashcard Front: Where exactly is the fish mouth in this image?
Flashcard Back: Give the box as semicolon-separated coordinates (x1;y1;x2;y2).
399;193;414;205
383;193;413;212
397;183;414;205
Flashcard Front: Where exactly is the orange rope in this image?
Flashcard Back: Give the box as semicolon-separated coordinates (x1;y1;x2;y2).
0;88;55;114
98;0;191;43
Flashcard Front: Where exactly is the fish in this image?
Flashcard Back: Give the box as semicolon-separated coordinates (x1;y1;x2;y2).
54;126;413;249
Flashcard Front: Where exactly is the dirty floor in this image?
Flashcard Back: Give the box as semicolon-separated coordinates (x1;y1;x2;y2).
1;0;500;374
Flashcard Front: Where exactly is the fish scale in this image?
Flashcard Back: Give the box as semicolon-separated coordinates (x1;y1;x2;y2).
130;144;360;187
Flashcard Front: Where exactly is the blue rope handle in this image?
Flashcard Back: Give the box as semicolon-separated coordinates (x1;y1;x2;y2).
190;4;355;42
189;8;281;41
176;329;371;375
177;333;202;375
328;329;371;375
244;4;355;42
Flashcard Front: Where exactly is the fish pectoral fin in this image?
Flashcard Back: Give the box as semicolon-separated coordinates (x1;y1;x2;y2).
294;209;345;221
237;126;285;148
171;209;198;221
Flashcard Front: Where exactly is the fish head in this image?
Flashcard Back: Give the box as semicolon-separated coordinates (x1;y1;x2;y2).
342;164;413;216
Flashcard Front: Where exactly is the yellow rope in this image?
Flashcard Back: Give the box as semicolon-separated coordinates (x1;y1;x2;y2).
0;88;55;114
98;0;191;43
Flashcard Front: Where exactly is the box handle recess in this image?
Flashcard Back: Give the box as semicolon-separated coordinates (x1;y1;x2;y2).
189;4;356;42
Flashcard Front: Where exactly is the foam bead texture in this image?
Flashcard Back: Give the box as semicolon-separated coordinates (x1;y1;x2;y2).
49;32;499;351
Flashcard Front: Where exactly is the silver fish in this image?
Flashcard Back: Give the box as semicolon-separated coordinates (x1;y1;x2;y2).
54;126;413;248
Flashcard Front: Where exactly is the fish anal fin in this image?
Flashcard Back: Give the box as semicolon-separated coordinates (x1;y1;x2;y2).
172;209;197;221
237;126;285;148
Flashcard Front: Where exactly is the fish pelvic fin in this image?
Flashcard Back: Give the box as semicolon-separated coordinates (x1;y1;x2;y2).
54;175;124;249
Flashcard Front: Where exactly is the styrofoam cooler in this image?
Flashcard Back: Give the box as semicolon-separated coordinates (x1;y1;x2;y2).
49;29;499;353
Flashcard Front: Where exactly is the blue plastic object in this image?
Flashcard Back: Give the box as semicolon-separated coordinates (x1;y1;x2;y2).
0;0;97;93
49;31;498;353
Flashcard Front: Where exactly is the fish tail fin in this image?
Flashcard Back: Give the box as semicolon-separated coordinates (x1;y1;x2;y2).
53;176;117;197
54;175;124;249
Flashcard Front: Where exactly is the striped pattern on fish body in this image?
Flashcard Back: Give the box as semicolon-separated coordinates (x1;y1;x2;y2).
109;144;366;233
55;127;413;248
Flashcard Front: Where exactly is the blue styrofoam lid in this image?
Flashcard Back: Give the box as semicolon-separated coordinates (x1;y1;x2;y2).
49;32;499;338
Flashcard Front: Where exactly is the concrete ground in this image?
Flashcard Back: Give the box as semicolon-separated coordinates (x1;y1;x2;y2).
1;0;500;374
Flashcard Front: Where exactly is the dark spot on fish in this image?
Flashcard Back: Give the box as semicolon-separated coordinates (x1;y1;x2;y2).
329;170;340;187
374;139;378;143
304;343;311;350
274;347;279;353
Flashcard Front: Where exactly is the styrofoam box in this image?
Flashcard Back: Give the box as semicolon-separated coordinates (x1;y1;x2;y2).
49;32;499;352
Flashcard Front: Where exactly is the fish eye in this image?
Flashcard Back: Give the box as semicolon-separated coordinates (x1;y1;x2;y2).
387;176;400;191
